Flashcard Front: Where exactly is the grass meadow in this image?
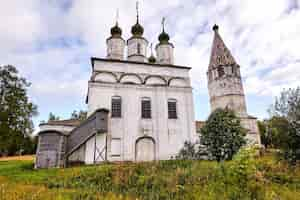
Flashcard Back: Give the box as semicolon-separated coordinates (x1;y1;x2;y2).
0;151;299;200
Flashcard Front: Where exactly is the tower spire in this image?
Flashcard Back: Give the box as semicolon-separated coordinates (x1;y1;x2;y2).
136;1;139;23
162;17;165;32
128;1;148;62
115;9;119;26
110;9;122;37
208;25;236;69
150;43;154;55
158;17;170;44
131;1;144;36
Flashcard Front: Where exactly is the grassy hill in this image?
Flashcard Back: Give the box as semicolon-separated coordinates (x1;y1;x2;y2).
0;151;299;200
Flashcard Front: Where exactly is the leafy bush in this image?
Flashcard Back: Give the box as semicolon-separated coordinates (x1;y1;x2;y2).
176;141;211;160
200;108;247;161
202;147;264;199
177;141;198;160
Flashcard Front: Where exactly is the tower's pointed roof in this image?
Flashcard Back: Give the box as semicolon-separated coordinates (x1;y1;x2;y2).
208;24;237;69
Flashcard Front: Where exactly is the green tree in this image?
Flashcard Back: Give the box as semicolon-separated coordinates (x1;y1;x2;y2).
70;110;87;121
258;117;289;149
200;108;247;161
48;112;60;121
0;65;38;156
270;87;300;164
271;87;300;121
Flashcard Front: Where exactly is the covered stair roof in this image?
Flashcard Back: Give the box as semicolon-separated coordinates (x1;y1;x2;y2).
66;109;109;158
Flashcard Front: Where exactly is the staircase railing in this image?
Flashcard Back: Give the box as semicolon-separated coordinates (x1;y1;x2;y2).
66;109;109;157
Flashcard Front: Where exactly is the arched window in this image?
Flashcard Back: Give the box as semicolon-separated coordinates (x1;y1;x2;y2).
141;97;151;119
168;99;177;119
111;96;121;118
137;43;141;54
232;66;236;75
218;67;225;77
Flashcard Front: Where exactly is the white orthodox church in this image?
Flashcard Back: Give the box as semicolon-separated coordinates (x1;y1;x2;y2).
35;10;260;168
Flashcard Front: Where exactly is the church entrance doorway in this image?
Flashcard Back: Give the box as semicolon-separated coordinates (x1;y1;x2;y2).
135;137;155;162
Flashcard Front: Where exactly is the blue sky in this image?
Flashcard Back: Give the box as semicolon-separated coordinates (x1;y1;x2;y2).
1;0;300;133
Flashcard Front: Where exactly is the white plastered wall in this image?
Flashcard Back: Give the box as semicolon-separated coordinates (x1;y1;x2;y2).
86;60;196;162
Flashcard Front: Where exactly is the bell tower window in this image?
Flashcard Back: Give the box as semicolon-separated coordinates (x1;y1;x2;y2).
218;67;225;77
137;43;141;54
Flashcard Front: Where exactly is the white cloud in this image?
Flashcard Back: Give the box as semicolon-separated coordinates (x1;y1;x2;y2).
0;1;42;52
0;0;300;125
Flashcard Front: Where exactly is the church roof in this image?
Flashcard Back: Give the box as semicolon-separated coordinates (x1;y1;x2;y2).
40;119;81;127
208;25;237;70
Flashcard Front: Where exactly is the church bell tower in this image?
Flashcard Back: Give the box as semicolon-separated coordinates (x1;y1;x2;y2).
207;24;247;118
207;25;261;144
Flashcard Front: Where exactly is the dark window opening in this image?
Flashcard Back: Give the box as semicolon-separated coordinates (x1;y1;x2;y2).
168;99;177;119
137;43;141;54
218;67;225;77
111;96;122;118
232;66;237;75
141;97;151;119
209;71;213;81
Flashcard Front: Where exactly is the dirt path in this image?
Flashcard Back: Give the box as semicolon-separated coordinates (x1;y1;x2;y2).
0;155;35;161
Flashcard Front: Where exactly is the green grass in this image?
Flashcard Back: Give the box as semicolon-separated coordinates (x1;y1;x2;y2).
0;151;300;200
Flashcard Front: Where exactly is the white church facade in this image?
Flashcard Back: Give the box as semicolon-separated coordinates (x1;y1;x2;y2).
35;10;260;168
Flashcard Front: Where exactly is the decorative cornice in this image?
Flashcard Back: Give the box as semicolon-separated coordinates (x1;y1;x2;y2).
88;81;192;91
209;93;245;102
127;54;146;58
106;36;125;42
155;42;174;49
91;57;191;70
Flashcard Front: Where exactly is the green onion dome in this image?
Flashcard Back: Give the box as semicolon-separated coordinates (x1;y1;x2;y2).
110;24;122;37
131;22;144;36
158;30;170;44
148;55;156;63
